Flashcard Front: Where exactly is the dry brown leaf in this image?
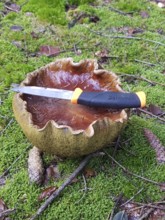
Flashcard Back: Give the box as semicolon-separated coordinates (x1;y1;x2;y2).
39;45;60;57
148;207;165;220
95;49;109;58
148;104;164;116
140;11;150;18
7;3;20;12
83;168;97;178
44;164;60;184
38;186;57;201
70;177;79;184
144;128;165;164
10;25;23;32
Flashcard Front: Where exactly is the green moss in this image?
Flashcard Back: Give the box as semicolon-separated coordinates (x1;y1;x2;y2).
21;0;96;25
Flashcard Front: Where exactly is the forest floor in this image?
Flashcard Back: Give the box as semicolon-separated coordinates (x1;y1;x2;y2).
0;0;165;219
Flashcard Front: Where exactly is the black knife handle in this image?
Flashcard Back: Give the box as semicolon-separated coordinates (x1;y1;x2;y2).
71;88;146;109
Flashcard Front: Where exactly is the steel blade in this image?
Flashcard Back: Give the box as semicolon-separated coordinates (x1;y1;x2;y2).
12;85;73;100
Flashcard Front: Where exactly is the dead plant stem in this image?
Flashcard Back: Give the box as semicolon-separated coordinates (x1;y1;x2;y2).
120;188;143;207
88;29;165;47
139;207;155;220
0;209;16;218
139;108;165;123
117;72;165;87
104;150;163;187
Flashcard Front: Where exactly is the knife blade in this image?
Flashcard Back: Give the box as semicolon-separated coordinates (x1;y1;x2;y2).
11;84;146;109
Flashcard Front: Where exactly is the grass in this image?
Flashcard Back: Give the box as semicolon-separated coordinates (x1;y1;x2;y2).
0;0;165;219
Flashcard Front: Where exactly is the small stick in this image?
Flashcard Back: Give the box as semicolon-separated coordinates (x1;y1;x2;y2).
76;174;89;204
0;209;16;218
134;59;157;66
119;145;137;157
120;188;143;207
104;150;164;186
30;152;103;220
139;207;155;220
4;5;19;12
139;108;165;123
108;6;134;16
131;203;165;211
112;136;121;163
0;118;14;135
118;72;165;87
108;193;123;220
88;29;165;47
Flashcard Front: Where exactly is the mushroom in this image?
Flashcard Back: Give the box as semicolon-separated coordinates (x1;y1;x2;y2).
13;58;128;158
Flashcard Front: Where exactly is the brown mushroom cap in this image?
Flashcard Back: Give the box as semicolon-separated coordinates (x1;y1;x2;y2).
13;58;128;157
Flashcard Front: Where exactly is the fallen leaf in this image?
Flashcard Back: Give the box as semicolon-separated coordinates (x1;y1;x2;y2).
44;164;60;184
89;15;100;23
148;104;165;116
144;128;165;164
31;32;39;39
70;177;79;184
38;186;57;201
149;207;165;220
140;11;150;18
83;168;97;178
6;3;20;12
112;211;128;220
39;45;61;57
95;49;113;63
116;27;144;37
10;25;23;32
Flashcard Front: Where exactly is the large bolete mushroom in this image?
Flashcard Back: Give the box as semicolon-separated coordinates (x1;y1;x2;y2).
13;58;128;157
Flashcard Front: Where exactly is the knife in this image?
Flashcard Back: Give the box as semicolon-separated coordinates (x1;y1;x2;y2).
11;84;146;109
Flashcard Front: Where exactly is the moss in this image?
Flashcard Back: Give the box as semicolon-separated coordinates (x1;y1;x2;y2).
0;0;165;219
21;0;96;25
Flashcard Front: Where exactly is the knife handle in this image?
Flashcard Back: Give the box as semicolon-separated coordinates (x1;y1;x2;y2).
71;88;146;109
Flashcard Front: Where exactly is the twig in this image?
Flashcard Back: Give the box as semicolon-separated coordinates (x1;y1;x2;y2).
108;193;123;220
131;202;165;211
30;152;104;220
120;188;143;207
112;136;121;162
108;6;134;16
4;4;19;12
0;118;14;136
104;150;164;187
117;72;165;87
87;29;165;47
0;208;16;218
76;174;89;204
119;145;137;157
0;144;31;179
139;207;155;220
134;59;157;66
139;108;165;123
